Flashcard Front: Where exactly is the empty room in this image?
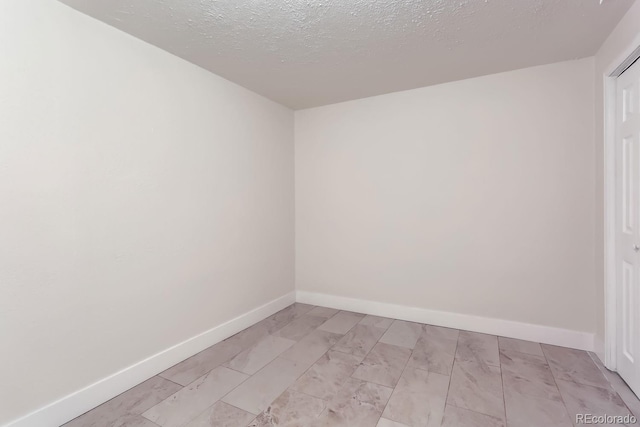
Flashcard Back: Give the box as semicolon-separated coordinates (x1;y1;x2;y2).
3;0;640;426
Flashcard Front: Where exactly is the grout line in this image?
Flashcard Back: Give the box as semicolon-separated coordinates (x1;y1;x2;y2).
220;401;256;416
246;308;360;421
368;323;418;425
156;375;184;389
446;333;517;422
139;412;163;427
445;400;507;420
499;344;507;424
541;344;576;427
201;305;313;417
497;346;546;359
588;352;640;417
258;341;341;421
222;365;254;376
442;330;460;421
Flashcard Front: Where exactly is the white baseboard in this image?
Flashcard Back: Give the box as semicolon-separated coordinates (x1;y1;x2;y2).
4;291;296;427
296;291;594;351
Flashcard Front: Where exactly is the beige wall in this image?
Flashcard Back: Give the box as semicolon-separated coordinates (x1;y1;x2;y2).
593;0;640;357
296;58;596;333
0;1;293;424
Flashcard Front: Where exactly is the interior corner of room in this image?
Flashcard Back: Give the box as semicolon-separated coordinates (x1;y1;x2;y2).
2;0;640;426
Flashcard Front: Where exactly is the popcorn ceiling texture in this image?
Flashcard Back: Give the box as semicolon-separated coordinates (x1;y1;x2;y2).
59;0;633;109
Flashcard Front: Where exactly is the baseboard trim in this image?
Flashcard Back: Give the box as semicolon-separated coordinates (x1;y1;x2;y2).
296;291;594;351
4;291;296;427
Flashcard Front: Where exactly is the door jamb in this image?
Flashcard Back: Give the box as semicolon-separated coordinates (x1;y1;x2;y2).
604;38;640;371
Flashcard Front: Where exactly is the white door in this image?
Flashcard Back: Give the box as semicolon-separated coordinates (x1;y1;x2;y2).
616;57;640;396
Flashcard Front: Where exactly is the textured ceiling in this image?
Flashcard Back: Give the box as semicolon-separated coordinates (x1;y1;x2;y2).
59;0;634;109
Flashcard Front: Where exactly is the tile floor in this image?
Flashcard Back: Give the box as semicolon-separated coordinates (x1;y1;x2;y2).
64;303;640;427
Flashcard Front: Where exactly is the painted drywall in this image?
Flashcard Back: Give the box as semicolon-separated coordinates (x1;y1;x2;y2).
0;0;293;424
59;0;633;109
296;58;596;334
593;0;640;359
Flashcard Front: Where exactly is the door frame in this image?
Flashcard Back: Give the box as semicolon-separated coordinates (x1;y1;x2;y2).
604;37;640;371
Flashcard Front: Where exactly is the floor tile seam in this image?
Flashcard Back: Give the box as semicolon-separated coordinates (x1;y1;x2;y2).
540;344;577;427
499;350;508;424
381;361;451;427
158;343;245;387
267;337;347;419
498;347;547;360
588;352;640;417
270;388;331;424
333;376;395;427
442;334;460;423
151;397;252;427
223;335;298;375
141;367;253;425
444;399;506;421
497;332;507;424
318;319;361;336
156;376;184;390
346;317;393;374
376;341;416;424
138;412;162;427
453;356;502;370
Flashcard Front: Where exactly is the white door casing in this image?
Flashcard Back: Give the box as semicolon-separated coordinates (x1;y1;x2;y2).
616;57;640;396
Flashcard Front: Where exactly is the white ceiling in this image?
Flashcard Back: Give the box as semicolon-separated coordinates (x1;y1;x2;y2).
60;0;634;109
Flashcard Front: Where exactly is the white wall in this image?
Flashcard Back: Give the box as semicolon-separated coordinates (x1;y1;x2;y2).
593;0;640;359
296;58;595;334
0;1;293;424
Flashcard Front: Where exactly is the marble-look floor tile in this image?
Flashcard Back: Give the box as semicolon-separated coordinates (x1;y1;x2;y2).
224;321;273;350
376;418;410;427
446;360;504;419
224;335;296;375
498;336;543;356
261;304;315;334
542;344;610;388
106;414;163;427
333;324;386;357
64;376;182;427
407;325;458;375
382;367;449;426
590;352;640;418
352;342;412;388
184;401;255;427
280;329;343;369
142;367;248;427
221;357;309;415
500;349;560;400
67;307;638;427
359;315;394;330
556;379;634;424
249;389;325;426
455;331;499;366
292;350;362;400
306;306;340;319
318;311;365;334
378;320;422;350
441;405;505;427
272;315;327;341
160;340;244;386
504;393;572;427
315;378;393;427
